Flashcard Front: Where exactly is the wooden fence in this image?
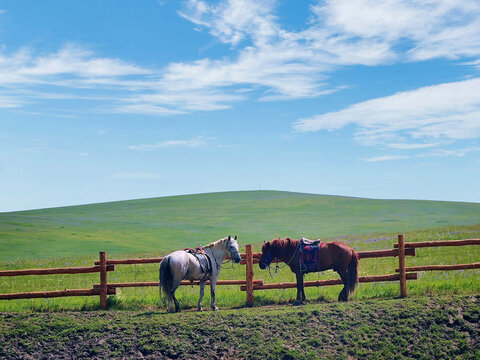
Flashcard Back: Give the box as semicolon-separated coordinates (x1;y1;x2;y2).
241;234;419;305
0;253;116;305
239;235;480;305
1;236;479;309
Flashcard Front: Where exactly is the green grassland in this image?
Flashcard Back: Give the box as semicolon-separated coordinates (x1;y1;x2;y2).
1;191;480;359
0;191;480;312
2;190;480;262
1;295;479;359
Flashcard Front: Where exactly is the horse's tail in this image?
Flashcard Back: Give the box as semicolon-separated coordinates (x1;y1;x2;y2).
346;249;359;296
159;256;172;302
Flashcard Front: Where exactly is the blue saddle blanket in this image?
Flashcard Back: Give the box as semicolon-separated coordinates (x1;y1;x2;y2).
298;239;323;272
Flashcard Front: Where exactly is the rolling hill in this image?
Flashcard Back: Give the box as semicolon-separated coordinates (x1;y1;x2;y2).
1;190;480;261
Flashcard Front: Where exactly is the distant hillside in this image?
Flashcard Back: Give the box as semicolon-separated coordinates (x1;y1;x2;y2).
1;190;480;261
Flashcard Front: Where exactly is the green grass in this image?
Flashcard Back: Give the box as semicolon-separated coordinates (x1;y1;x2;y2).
1;295;479;359
0;225;479;312
2;190;480;261
0;191;479;312
1;191;480;358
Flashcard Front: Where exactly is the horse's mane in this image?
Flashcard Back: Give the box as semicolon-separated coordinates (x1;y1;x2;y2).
203;237;228;249
268;237;299;251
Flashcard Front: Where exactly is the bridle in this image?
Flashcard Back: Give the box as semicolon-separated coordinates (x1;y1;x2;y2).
262;242;300;279
221;242;240;270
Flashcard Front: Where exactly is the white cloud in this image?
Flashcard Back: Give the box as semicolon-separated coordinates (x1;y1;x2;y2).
165;0;480;110
295;78;480;149
361;155;409;162
18;45;150;78
179;0;278;46
462;58;480;70
311;0;480;61
128;136;209;151
113;103;185;116
0;95;20;108
420;146;480;158
120;90;244;112
0;45;150;87
2;1;480;115
388;143;441;150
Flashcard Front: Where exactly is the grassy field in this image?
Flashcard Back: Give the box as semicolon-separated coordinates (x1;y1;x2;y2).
1;295;479;359
1;191;480;359
2;225;479;312
0;191;479;312
2;190;480;261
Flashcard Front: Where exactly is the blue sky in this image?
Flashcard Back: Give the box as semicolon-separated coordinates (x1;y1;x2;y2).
1;0;480;212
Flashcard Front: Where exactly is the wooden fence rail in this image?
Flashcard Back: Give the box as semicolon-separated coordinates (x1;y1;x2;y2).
0;252;117;307
1;235;479;309
0;288;117;300
396;263;480;272
240;247;416;264
241;273;418;291
241;235;479;304
393;239;480;248
93;280;264;290
0;265;115;277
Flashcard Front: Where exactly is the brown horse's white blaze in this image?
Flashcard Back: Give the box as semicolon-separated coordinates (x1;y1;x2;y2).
259;238;359;304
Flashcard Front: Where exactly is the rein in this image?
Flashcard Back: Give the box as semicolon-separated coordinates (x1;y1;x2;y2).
205;245;239;271
222;243;240;270
267;242;299;279
221;258;236;270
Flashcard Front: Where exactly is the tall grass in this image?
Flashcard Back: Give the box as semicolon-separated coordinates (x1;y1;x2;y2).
1;225;479;312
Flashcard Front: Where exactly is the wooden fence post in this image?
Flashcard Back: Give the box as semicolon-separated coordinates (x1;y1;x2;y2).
245;244;254;307
99;251;108;309
398;235;407;297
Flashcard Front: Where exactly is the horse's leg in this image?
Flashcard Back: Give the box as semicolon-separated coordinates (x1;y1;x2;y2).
172;292;180;312
197;281;206;311
165;289;176;313
210;276;218;311
170;273;183;312
166;296;174;313
337;269;348;302
301;279;306;302
293;272;305;306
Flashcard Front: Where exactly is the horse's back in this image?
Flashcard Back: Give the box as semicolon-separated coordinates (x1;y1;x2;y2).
321;241;357;267
165;250;204;281
326;241;354;251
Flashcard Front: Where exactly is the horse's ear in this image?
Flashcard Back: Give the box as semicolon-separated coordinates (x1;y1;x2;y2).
234;235;237;240
227;235;231;241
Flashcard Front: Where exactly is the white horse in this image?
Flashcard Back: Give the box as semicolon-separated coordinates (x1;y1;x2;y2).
159;235;241;312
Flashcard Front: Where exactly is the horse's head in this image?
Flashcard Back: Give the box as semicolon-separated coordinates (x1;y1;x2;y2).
259;241;273;269
226;235;241;263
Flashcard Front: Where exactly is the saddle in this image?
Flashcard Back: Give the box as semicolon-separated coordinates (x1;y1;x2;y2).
184;247;213;279
300;237;322;246
298;237;323;272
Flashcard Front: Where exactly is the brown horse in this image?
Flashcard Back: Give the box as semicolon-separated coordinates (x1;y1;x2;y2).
259;237;359;304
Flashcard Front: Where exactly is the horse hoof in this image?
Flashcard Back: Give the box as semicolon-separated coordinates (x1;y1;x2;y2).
212;306;219;311
293;301;303;306
197;307;203;312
